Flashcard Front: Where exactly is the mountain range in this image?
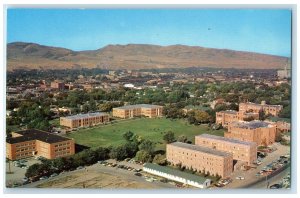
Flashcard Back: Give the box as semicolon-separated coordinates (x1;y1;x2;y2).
7;42;289;71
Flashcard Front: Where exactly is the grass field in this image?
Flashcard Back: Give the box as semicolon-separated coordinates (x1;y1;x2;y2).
65;117;225;151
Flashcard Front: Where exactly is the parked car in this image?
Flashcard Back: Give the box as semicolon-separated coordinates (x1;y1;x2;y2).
39;176;48;180
76;166;84;170
22;177;29;182
160;178;168;183
50;173;58;178
270;184;281;189
134;173;142;176
235;176;245;180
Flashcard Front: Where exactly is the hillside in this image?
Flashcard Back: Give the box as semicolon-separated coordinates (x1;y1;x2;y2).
7;42;289;71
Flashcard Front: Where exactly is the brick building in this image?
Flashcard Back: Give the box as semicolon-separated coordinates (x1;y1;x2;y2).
60;112;109;129
6;129;75;160
216;110;259;127
239;101;283;116
225;121;277;146
50;80;65;90
166;142;233;178
112;104;163;119
195;134;257;165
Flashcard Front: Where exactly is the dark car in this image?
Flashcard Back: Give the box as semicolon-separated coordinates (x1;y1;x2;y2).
270;184;281;189
134;173;142;176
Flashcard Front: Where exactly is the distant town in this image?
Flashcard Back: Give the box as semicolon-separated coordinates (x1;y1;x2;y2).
6;65;291;189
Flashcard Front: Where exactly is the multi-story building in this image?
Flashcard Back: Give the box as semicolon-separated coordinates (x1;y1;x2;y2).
112;104;163;119
6;129;75;160
60;112;109;129
195;134;257;165
50;80;65;90
166;142;233;178
225;121;277;146
216;110;259;127
239;101;283;116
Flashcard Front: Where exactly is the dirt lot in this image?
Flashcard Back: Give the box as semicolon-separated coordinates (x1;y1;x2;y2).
23;162;176;189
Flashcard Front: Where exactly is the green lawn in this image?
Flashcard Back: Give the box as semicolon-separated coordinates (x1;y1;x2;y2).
65;118;225;151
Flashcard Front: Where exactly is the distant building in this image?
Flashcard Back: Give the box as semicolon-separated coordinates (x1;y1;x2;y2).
50;80;65;90
112;104;163;119
124;83;135;88
6;129;75;160
225;121;277;146
166;142;233;178
143;163;211;188
60;112;109;129
195;134;257;165
277;65;291;79
239;101;283;117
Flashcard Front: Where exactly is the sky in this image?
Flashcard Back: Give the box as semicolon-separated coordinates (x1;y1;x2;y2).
7;9;292;57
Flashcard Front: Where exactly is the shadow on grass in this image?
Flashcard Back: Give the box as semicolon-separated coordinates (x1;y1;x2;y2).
75;144;90;153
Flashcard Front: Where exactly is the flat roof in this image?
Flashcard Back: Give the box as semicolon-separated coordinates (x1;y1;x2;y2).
230;120;272;129
169;142;232;157
143;163;209;184
6;129;72;144
62;112;108;120
241;102;282;108
114;104;162;110
196;134;256;146
218;110;237;115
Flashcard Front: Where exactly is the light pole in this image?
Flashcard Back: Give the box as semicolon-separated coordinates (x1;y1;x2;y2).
266;174;269;189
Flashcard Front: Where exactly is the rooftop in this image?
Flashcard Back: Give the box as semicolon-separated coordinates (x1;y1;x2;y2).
196;134;257;146
241;102;282;108
169;142;232;157
6;129;72;144
218;110;237;115
230;120;272;129
114;104;163;110
62;112;108;120
143;163;210;184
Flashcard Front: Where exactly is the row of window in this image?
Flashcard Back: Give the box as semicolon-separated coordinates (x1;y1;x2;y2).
55;147;70;152
16;152;32;157
15;142;35;148
54;142;71;147
16;147;35;152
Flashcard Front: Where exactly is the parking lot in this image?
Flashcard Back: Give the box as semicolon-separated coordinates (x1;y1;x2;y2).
6;157;41;187
222;143;290;189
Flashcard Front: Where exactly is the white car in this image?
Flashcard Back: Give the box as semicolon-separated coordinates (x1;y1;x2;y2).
235;176;245;180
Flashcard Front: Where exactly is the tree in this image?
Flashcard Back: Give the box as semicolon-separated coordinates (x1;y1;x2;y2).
259;109;266;121
124;142;139;158
123;131;134;142
89;98;97;111
152;154;167;165
177;135;188;143
135;150;152;163
279;104;291;118
163;131;176;143
25;163;41;178
138;140;155;154
109;145;128;161
194;110;211;124
95;147;110;160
